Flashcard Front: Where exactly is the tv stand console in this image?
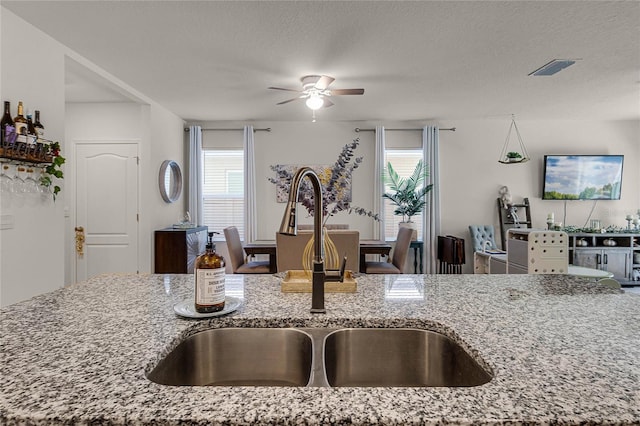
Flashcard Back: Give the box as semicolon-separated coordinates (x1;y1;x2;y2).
569;233;640;286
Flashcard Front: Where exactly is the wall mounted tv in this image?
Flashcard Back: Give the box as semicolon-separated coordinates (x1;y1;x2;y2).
542;155;624;200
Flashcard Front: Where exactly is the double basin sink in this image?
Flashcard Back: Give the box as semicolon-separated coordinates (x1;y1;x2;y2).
147;327;492;388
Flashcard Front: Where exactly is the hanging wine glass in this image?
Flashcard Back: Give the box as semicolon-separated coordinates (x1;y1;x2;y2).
1;163;14;208
12;165;26;196
24;167;39;192
1;163;13;194
24;167;39;205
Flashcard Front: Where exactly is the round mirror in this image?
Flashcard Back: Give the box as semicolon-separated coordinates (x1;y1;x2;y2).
159;160;182;203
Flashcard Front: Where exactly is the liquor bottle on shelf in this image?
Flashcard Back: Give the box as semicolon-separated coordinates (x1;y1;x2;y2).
13;101;28;138
26;110;36;137
1;101;14;146
194;231;226;313
33;110;44;139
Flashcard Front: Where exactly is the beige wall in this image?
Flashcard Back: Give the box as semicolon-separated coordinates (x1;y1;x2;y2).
196;119;640;273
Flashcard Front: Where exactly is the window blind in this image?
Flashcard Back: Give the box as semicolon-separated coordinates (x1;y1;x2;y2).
202;149;245;240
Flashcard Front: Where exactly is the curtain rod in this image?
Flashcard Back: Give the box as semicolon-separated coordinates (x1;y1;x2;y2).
183;127;272;132
354;127;455;132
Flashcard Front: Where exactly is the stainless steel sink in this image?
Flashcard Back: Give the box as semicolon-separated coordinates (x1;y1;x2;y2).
147;327;492;387
323;328;492;387
147;328;313;386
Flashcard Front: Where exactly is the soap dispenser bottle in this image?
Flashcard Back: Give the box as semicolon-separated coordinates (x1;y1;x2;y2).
194;231;226;313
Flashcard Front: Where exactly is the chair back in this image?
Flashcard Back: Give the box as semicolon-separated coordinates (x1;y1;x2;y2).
223;226;246;272
391;227;413;271
276;232;312;272
469;225;498;252
276;230;360;272
326;230;359;271
298;224;349;230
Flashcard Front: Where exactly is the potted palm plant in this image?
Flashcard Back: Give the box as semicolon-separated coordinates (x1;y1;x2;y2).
383;160;433;240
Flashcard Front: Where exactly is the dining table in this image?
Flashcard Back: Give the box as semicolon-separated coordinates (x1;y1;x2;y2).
244;239;392;273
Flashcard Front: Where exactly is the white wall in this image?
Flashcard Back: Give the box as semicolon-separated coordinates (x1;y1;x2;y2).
1;8;66;306
1;9;185;306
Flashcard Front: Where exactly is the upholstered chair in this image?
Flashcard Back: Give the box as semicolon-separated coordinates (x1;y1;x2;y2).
223;226;271;274
468;225;499;252
363;226;413;274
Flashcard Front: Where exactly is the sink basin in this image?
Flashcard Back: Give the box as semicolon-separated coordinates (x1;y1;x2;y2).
323;328;492;387
147;327;491;388
147;328;313;386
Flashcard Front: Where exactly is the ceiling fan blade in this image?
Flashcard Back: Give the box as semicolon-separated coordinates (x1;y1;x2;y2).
268;86;301;93
330;88;365;96
276;97;301;105
323;99;334;108
314;75;335;90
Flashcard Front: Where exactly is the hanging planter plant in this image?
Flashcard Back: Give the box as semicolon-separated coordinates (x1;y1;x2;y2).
498;115;530;164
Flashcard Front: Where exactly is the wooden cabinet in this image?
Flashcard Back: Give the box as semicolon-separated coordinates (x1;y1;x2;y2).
154;226;208;274
569;233;638;285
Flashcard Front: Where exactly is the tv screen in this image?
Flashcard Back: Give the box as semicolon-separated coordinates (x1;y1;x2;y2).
542;155;624;200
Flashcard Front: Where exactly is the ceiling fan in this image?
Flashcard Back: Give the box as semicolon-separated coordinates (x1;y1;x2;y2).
269;75;365;110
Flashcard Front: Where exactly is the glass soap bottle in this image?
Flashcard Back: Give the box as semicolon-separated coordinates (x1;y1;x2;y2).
194;231;226;313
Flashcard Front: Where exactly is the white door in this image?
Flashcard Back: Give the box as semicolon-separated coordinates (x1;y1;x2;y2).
75;143;139;281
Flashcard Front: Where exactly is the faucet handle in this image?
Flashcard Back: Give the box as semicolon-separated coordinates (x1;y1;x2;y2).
338;255;347;282
325;256;347;283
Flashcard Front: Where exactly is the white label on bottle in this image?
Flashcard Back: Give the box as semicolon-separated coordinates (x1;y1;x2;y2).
195;267;225;305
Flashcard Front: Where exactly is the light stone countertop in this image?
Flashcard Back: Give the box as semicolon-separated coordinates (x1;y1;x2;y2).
1;273;639;425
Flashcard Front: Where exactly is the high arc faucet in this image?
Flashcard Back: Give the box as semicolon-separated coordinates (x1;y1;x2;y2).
278;167;344;314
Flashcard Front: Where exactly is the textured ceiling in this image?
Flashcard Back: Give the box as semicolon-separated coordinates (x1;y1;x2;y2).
4;1;640;122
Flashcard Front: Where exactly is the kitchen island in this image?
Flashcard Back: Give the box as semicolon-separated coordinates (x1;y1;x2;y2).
1;273;639;425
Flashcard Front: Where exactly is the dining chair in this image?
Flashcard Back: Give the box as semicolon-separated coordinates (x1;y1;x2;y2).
223;226;271;274
363;227;413;274
276;230;359;272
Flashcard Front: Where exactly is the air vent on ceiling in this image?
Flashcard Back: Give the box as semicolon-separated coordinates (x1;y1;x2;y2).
529;59;576;76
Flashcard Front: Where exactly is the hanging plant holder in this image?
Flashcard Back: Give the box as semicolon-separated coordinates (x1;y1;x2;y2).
498;115;530;164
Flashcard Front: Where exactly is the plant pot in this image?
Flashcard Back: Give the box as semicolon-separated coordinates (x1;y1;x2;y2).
399;222;418;241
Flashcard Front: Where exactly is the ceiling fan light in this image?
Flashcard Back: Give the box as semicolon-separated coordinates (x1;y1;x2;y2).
305;95;324;110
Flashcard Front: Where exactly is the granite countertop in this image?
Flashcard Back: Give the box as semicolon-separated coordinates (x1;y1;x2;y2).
1;273;639;425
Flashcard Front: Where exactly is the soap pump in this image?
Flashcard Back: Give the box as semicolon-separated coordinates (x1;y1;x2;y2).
194;231;226;313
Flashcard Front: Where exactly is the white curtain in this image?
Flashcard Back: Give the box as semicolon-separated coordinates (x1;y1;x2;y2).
188;125;203;226
422;126;441;274
243;125;257;243
373;126;386;240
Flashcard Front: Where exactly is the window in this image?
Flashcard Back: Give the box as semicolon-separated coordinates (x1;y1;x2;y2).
202;149;244;239
384;149;424;241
